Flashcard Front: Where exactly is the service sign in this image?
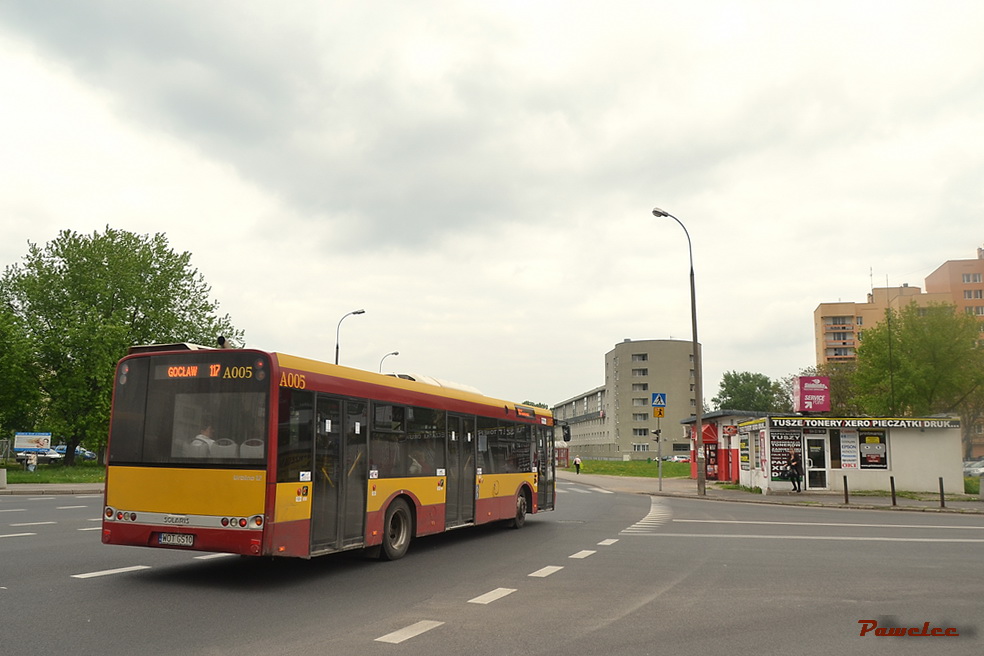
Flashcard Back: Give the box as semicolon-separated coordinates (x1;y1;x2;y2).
793;376;830;413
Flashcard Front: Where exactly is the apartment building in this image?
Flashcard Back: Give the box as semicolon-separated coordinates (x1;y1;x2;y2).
814;245;984;457
552;339;698;460
814;245;984;366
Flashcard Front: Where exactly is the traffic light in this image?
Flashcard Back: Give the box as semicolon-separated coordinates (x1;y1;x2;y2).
562;425;571;442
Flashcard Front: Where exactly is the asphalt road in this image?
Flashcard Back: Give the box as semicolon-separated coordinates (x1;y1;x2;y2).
2;482;982;655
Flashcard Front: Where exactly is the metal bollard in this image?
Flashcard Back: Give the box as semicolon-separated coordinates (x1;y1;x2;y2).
890;476;897;506
939;477;945;509
843;475;849;504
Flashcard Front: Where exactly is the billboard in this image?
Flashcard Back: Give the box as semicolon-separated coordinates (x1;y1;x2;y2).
793;377;830;413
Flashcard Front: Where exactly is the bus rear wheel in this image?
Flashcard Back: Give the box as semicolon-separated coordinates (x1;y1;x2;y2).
510;493;527;529
381;498;412;560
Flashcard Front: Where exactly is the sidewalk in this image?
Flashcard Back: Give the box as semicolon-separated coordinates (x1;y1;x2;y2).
557;470;984;515
0;482;104;496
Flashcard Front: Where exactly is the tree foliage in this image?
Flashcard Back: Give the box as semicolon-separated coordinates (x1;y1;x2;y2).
1;227;243;462
712;370;788;413
853;303;984;418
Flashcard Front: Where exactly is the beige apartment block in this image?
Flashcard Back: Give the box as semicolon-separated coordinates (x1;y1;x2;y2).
552;339;698;460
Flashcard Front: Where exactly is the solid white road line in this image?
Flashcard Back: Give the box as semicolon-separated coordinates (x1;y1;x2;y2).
633;533;984;543
375;620;444;644
469;588;517;605
194;553;238;560
71;566;152;579
674;519;984;530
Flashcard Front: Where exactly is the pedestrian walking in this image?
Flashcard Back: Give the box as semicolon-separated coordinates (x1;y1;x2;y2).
27;451;38;473
573;455;581;474
788;450;802;492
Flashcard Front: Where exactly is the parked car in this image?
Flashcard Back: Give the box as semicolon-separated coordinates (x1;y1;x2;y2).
667;455;691;463
54;444;97;460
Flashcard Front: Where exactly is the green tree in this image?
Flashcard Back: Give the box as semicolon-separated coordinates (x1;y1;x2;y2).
2;227;243;464
0;302;44;438
854;303;984;457
712;371;787;413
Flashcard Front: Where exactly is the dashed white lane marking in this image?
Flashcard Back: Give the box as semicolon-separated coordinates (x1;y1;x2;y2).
0;532;35;539
375;620;444;644
529;565;564;578
621;497;672;535
10;521;55;527
57;505;88;510
0;509;26;513
469;588;517;604
77;527;101;531
598;538;619;546
569;550;596;559
71;565;152;579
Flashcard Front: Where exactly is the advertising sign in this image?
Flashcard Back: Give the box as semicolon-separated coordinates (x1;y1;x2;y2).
793;377;831;412
14;432;52;452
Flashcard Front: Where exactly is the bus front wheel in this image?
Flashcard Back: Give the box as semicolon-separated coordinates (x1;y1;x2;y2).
381;498;413;560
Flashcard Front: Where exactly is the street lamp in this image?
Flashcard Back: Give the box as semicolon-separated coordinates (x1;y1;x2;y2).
379;351;399;372
652;207;705;496
334;309;365;365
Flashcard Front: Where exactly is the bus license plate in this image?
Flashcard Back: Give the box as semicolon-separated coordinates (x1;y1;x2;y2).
159;533;194;547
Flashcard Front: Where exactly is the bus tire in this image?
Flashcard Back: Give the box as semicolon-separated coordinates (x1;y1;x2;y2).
510;492;527;529
381;498;412;560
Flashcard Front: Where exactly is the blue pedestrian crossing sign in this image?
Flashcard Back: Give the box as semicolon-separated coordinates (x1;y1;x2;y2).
651;393;667;407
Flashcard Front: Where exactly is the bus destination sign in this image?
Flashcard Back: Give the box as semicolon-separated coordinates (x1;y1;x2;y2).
154;362;260;381
155;363;223;379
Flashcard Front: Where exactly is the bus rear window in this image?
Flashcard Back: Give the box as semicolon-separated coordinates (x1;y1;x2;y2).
109;352;269;466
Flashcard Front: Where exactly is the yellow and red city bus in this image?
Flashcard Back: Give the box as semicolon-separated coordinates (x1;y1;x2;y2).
102;344;555;560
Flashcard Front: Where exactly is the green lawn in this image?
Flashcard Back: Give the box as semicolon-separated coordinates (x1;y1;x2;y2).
2;461;106;484
563;459;691;478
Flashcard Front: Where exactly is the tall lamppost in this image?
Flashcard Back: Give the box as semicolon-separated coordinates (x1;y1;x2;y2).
334;309;365;365
652;207;705;496
379;351;399;372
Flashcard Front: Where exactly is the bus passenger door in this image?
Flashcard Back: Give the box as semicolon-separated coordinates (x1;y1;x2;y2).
311;397;342;552
311;397;368;552
341;400;367;547
446;414;476;527
537;426;555;511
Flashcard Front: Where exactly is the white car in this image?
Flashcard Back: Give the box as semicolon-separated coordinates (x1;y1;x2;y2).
963;461;984;477
16;449;64;465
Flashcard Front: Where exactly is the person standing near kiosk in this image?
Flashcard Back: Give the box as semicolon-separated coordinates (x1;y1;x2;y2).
788;450;803;493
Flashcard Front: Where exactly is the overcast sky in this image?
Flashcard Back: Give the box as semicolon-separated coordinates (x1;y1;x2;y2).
2;1;983;406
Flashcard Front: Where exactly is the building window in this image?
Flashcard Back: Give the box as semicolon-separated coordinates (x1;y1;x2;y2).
962;273;983;283
632;413;648;421
632;429;649;437
632;353;648;362
964;289;984;299
632;443;650;452
632;368;648;377
632;383;649;391
856;316;863;326
632;398;647;406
